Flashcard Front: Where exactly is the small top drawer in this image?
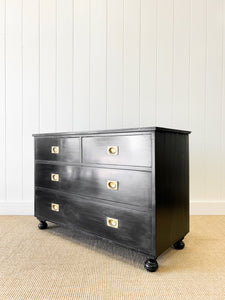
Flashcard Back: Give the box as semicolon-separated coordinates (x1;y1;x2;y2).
82;134;152;167
35;137;80;163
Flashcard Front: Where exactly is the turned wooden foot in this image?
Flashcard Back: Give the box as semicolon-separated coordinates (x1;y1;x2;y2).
144;258;158;272
38;221;48;230
173;238;185;250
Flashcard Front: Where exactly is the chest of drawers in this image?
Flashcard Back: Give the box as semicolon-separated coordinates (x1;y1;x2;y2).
33;127;190;272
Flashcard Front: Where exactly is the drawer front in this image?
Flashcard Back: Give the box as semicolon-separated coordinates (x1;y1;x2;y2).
82;134;152;167
35;164;152;209
35;189;152;253
35;137;80;162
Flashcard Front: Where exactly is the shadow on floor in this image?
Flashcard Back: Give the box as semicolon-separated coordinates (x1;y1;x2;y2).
45;221;152;270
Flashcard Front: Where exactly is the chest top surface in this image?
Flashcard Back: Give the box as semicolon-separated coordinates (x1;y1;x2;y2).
32;126;191;137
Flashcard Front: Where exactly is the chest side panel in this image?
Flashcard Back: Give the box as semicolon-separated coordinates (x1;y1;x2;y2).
155;131;189;257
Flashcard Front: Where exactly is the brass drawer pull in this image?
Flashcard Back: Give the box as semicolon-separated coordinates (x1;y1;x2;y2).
107;217;118;229
51;203;59;212
107;180;118;190
107;146;118;155
51;146;59;154
51;173;59;181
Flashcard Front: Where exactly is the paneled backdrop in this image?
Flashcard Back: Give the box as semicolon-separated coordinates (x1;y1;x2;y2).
0;0;224;214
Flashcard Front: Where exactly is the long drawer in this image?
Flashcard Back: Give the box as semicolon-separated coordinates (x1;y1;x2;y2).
82;134;152;167
35;137;80;162
35;188;153;253
35;164;152;209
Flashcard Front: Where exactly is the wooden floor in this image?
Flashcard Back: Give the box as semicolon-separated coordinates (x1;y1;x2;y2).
0;216;224;299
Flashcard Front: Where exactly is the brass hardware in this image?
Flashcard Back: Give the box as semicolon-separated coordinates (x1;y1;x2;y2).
51;173;59;182
51;203;59;212
107;217;118;229
107;146;118;155
51;146;59;154
107;180;118;190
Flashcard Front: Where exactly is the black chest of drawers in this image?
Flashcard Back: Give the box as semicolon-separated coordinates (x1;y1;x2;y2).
33;127;190;272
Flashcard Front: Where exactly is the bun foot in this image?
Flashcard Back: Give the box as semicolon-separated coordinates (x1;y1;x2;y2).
173;238;185;250
144;259;158;272
38;221;48;230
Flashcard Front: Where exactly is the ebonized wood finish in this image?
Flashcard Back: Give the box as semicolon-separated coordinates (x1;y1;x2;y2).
33;127;190;272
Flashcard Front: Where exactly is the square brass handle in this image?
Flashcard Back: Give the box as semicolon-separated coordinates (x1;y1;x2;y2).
51;203;59;212
51;146;59;154
107;217;118;228
107;180;118;190
107;146;118;155
51;173;59;182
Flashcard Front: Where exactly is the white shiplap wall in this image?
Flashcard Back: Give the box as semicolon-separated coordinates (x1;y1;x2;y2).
0;0;224;214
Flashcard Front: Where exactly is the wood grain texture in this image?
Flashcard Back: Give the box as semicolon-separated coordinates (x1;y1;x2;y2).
155;131;189;256
34;128;190;260
35;164;152;210
35;188;153;253
35;137;80;163
82;134;152;167
33;126;190;137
